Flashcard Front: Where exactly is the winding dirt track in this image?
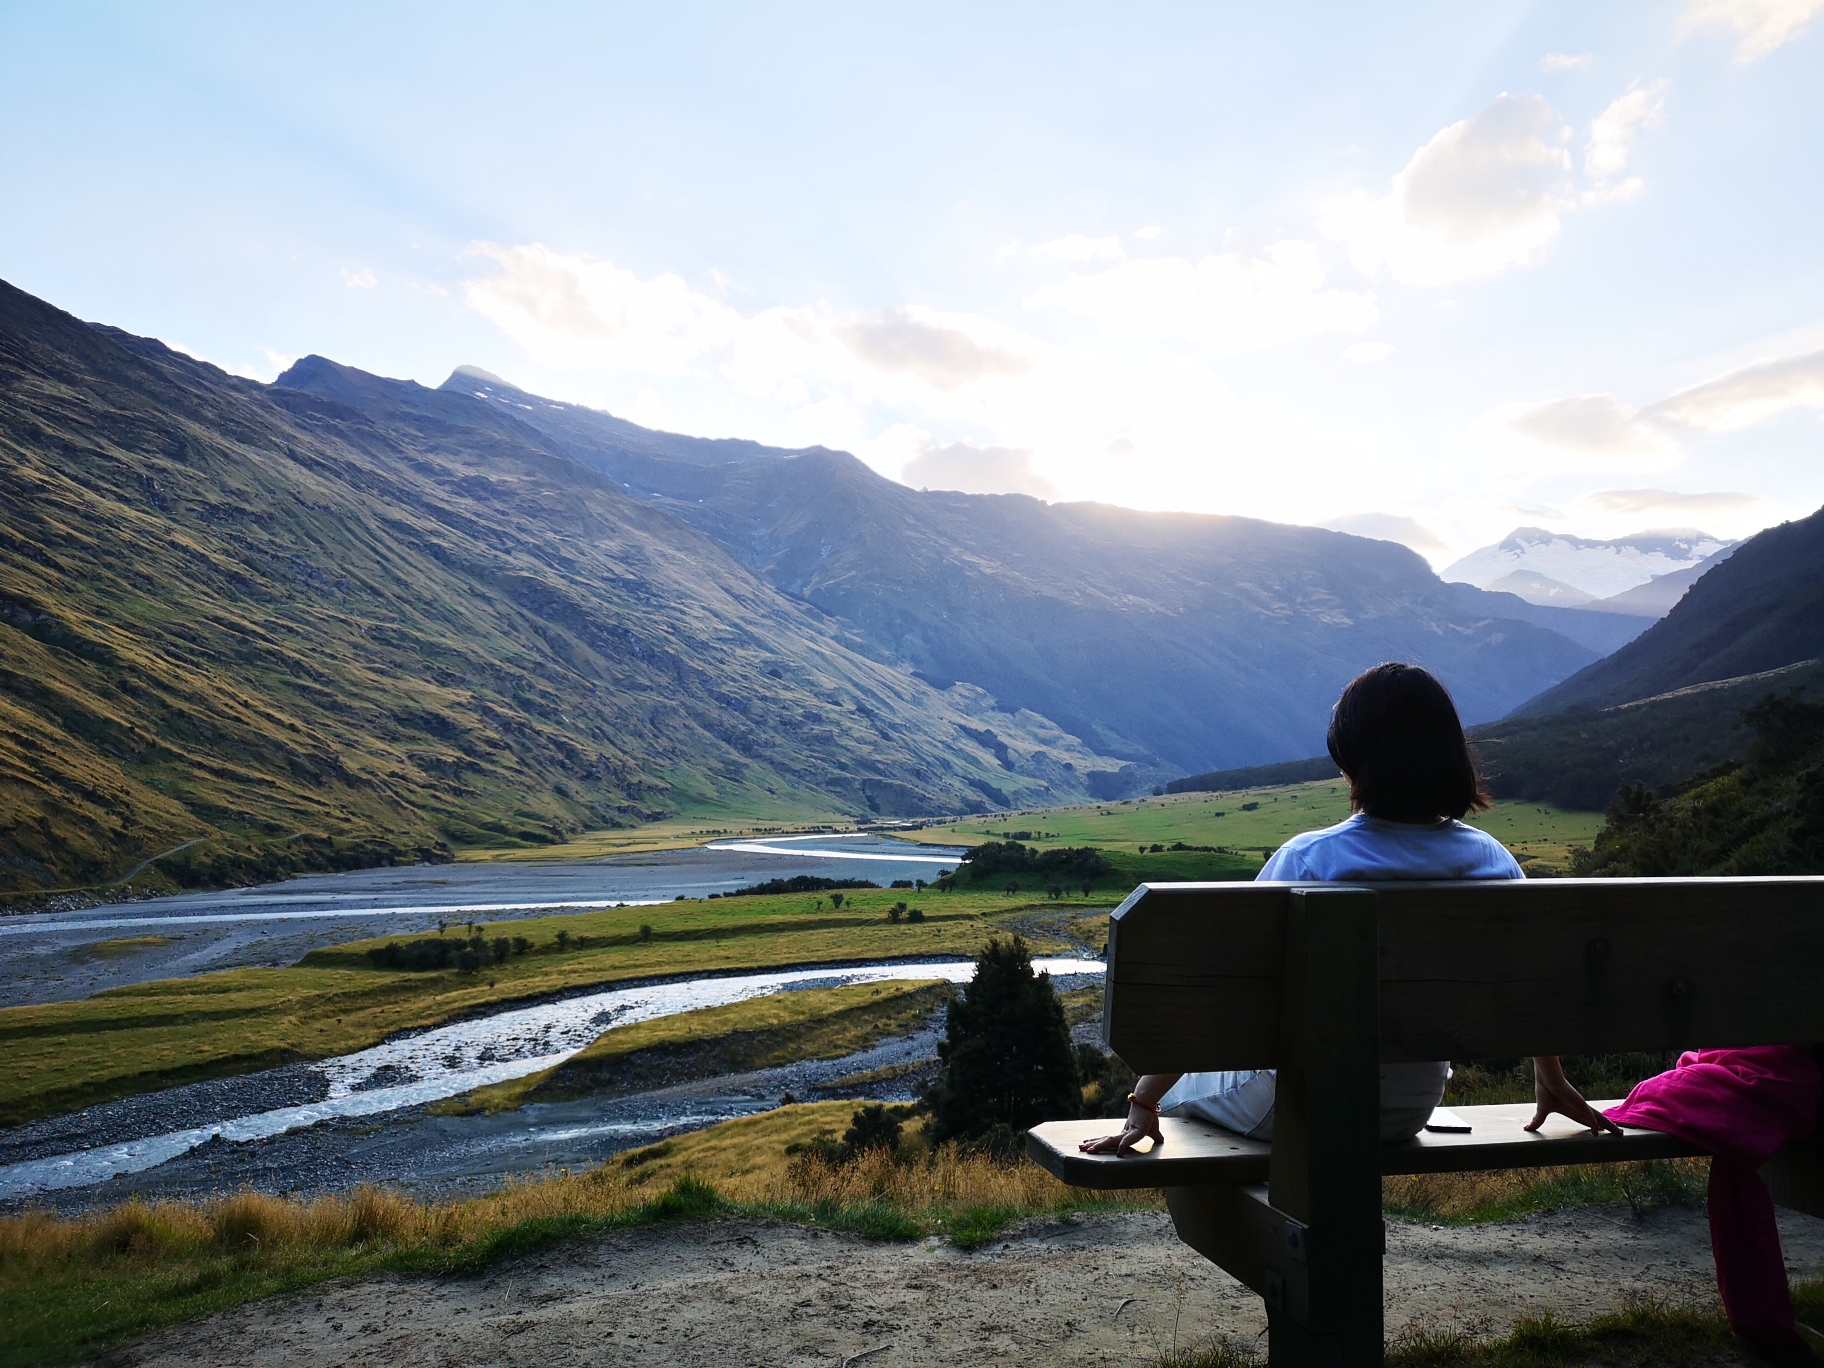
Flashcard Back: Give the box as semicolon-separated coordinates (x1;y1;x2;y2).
102;1206;1824;1367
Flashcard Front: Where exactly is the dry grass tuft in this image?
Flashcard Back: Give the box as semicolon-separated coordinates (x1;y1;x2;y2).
1384;1158;1708;1224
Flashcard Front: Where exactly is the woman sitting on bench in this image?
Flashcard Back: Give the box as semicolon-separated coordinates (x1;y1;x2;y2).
1080;661;1613;1149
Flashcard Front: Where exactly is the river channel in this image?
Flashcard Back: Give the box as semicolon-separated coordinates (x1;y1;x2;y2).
2;833;968;1007
1;957;1105;1209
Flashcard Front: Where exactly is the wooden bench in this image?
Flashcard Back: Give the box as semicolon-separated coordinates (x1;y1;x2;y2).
1026;879;1824;1366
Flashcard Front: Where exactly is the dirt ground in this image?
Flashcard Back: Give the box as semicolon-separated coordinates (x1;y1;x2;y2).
99;1204;1824;1367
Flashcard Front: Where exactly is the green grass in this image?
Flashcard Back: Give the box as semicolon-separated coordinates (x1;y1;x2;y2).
1384;1161;1709;1226
0;887;1075;1127
911;782;1607;875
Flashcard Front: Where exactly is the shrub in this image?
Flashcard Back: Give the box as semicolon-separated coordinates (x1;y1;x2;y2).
841;1104;904;1157
959;840;1110;888
555;930;570;951
728;875;877;897
888;901;906;922
907;906;925;923
830;893;845;910
925;935;1081;1143
511;936;531;955
490;937;510;964
639;924;653;941
364;937;470;971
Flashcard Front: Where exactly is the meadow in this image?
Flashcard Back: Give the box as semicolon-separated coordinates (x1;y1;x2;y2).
911;783;1606;876
0;886;1079;1126
2;782;1606;1126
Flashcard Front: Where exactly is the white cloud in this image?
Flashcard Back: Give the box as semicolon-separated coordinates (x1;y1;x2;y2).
1584;79;1667;192
834;309;1032;390
1540;51;1595;71
1328;93;1574;286
1132;225;1162;240
1343;340;1393;363
1645;344;1824;430
1573;487;1774;521
462;241;742;376
1029;233;1127;263
1504;393;1678;466
460;242;1039;412
341;268;378;289
899;438;1059;499
1683;0;1824;62
1026;239;1377;353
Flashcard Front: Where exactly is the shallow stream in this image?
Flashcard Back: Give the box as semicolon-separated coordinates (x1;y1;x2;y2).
0;957;1103;1202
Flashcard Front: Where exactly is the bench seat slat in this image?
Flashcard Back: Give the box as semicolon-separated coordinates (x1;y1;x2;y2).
1026;1103;1703;1191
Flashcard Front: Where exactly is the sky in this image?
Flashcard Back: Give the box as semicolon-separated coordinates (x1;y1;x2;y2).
2;1;1822;566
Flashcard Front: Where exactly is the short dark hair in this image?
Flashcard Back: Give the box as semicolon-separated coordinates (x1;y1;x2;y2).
1325;663;1488;822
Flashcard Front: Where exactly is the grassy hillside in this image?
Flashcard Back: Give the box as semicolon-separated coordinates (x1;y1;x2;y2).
1574;688;1824;876
1473;658;1824;811
0;281;1115;893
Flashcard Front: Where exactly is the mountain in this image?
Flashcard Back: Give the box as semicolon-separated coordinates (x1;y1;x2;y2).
433;369;1606;774
1512;507;1824;717
1473;658;1824;810
1481;570;1596;607
1443;527;1736;604
1585;547;1737;617
0;282;1115;892
1436;581;1652;656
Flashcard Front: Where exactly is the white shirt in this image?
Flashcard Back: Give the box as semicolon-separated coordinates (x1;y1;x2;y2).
1259;812;1523;883
1159;809;1521;1140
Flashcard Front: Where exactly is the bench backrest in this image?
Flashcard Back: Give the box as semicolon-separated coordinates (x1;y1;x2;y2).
1103;877;1824;1074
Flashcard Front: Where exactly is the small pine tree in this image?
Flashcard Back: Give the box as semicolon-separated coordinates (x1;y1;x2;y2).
926;935;1080;1143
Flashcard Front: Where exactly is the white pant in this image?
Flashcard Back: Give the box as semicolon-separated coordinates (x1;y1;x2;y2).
1158;1061;1451;1143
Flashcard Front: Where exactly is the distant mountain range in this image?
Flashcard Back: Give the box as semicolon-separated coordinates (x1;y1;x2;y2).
1472;506;1824;808
0;278;1682;888
424;365;1638;774
1443;527;1737;614
1513;506;1824;716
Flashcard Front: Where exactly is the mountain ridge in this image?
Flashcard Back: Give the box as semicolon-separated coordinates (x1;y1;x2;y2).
426;366;1614;772
1512;506;1824;717
0;282;1112;891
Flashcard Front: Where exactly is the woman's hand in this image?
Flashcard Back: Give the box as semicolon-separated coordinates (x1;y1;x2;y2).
1078;1099;1165;1156
1078;1074;1179;1155
1524;1055;1622;1136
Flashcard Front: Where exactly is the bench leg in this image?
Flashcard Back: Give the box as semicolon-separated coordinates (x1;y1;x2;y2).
1267;888;1384;1366
1763;1133;1824;1220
